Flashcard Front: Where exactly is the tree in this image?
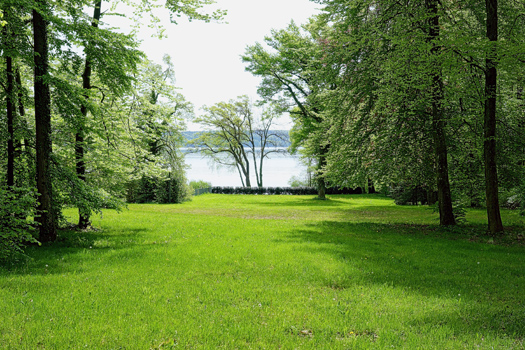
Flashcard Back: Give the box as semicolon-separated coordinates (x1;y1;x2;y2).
191;97;253;187
243;21;330;198
33;0;57;242
244;102;287;188
426;0;455;225
483;0;504;233
2;13;15;189
0;0;216;259
76;0;102;229
190;96;284;188
303;1;461;221
125;56;193;203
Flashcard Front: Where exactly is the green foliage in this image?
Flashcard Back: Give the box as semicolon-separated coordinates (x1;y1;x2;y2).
189;180;212;190
389;184;429;206
0;9;6;27
258;0;525;226
429;201;468;225
210;186;362;195
0;187;39;262
164;0;226;24
127;172;191;204
155;172;192;204
288;175;310;188
190;96;284;188
0;0;201;238
500;186;525;213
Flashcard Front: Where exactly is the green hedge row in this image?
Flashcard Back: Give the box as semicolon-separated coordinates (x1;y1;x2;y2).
210;186;364;195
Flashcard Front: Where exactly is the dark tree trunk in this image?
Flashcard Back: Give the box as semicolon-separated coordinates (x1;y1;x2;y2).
6;54;15;189
16;68;26;117
3;16;16;189
317;145;327;199
426;0;456;225
236;164;246;187
244;166;251;187
33;1;57;242
76;1;102;229
484;0;504;233
367;179;376;194
75;130;90;228
427;190;438;206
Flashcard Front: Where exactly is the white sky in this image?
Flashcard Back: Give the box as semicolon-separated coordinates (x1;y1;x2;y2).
106;0;320;130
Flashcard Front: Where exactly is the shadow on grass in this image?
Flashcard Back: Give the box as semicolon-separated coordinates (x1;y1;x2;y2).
286;220;525;340
245;195;393;208
245;198;349;208
1;227;148;275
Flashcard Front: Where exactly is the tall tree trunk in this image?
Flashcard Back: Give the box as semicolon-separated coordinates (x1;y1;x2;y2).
426;0;456;225
76;1;102;229
250;145;261;188
484;0;504;233
258;151;264;188
240;148;251;187
244;163;251;187
33;0;57;242
16;68;32;177
236;163;246;187
16;69;25;116
3;14;16;189
6;53;15;189
317;145;327;199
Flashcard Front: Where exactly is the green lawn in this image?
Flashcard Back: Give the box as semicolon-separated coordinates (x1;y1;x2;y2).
1;194;524;349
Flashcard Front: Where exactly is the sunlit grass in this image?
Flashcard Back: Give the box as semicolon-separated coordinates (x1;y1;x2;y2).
1;194;524;349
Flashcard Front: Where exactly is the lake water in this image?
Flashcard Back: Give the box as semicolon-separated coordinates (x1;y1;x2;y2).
184;152;307;187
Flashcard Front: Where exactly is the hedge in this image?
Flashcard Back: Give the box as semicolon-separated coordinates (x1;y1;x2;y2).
210;186;364;195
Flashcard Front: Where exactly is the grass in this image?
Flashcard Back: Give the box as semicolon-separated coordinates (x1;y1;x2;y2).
1;194;524;349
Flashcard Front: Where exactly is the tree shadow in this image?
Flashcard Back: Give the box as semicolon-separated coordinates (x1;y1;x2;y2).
1;227;148;276
247;197;350;208
247;194;400;210
284;220;525;340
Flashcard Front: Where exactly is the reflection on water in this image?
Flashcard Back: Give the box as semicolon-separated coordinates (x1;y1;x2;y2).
184;152;307;187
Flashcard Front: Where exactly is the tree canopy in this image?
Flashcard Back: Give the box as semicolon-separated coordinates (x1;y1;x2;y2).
0;0;217;258
243;0;525;232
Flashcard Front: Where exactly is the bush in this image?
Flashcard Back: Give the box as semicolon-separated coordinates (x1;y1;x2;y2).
390;184;428;205
210;186;363;195
500;187;524;210
127;172;191;204
429;200;467;224
189;180;212;191
0;187;39;262
288;176;310;188
156;172;192;204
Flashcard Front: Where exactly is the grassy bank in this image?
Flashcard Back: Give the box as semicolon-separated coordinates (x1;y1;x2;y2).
1;194;524;349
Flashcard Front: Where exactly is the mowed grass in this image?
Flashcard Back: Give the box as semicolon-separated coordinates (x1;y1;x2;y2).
1;194;524;349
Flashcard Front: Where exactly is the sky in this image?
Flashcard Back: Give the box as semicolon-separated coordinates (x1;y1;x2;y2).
107;0;320;130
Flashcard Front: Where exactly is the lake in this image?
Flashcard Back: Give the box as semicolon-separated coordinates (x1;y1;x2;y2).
184;152;307;187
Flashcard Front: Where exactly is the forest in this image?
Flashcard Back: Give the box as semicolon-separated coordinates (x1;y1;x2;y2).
1;0;525;261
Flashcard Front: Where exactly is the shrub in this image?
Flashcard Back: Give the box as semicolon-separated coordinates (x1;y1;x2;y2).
156;172;192;204
189;180;212;191
127;172;191;204
390;184;428;205
0;187;39;262
209;186;362;195
500;187;524;210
